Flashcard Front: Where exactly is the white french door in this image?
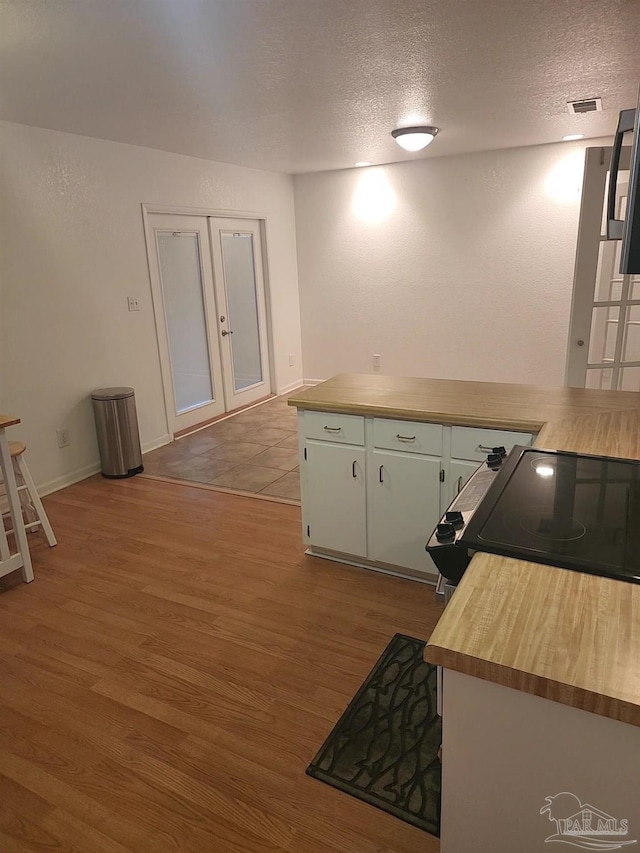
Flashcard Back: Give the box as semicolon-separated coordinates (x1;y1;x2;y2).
208;218;271;410
145;212;271;436
566;147;640;390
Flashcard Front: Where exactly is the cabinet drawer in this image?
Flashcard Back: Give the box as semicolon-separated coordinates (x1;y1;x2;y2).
451;426;533;462
373;418;442;456
302;411;365;445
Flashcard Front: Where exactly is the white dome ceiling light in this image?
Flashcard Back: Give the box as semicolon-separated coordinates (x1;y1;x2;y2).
391;126;439;152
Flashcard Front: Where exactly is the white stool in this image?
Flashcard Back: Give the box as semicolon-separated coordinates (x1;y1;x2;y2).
2;442;56;547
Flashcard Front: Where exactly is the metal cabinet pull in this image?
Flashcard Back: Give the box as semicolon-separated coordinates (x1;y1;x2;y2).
379;465;384;483
396;434;416;442
476;444;493;453
352;460;357;478
323;425;342;432
457;476;463;494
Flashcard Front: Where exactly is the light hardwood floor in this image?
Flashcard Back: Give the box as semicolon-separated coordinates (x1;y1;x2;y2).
0;474;441;852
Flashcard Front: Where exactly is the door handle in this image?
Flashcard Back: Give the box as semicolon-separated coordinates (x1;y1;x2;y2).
352;460;357;478
379;465;384;483
607;108;636;240
457;476;463;494
221;329;234;336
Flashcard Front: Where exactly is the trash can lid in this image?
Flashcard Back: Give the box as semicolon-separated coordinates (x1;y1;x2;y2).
91;387;135;401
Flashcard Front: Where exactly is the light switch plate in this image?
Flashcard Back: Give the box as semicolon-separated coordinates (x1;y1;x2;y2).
127;296;140;311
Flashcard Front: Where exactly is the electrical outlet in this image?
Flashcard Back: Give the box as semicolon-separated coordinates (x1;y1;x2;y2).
56;428;70;448
373;353;381;370
288;353;294;367
127;296;140;312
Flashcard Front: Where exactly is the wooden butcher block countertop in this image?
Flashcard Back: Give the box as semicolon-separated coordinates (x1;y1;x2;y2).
289;375;640;726
0;415;20;429
288;373;640;431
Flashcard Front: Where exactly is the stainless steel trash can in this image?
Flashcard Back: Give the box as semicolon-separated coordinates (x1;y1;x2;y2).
91;387;144;478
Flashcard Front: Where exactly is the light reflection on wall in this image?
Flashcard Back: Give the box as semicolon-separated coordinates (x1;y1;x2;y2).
352;169;396;223
544;150;585;204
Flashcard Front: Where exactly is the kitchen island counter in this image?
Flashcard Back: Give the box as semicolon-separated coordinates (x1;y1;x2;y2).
289;375;640;726
288;372;640;433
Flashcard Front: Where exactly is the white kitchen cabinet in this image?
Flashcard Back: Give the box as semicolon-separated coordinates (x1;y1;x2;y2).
303;410;365;445
372;418;442;456
439;670;640;853
370;449;441;572
298;410;534;582
304;440;367;557
446;426;533;507
450;426;532;463
447;459;480;506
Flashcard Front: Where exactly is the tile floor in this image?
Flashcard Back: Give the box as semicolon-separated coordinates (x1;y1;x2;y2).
141;390;302;502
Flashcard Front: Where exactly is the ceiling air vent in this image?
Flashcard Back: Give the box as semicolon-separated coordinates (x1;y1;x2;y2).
567;97;602;115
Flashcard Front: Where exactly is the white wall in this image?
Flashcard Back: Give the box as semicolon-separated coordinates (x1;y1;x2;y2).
0;121;302;493
294;139;611;385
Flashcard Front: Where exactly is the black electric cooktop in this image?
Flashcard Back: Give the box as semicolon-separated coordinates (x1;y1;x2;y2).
460;446;640;584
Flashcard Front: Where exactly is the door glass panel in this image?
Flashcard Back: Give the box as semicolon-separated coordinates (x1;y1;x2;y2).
585;368;614;390
594;240;620;300
221;232;263;392
588;306;619;363
157;232;214;413
623;305;640;362
619;366;640;391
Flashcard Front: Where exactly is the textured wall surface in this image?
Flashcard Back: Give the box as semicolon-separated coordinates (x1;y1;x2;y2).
0;121;302;492
294;139;610;385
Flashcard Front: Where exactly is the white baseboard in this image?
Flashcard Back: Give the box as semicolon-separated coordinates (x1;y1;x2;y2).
276;379;306;395
142;434;171;454
302;377;324;386
37;433;171;497
38;461;102;497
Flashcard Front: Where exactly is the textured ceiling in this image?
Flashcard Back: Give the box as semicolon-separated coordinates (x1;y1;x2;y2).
1;0;639;174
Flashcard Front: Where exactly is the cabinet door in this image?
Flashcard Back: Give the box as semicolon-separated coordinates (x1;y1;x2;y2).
371;450;441;573
448;459;480;507
304;441;367;557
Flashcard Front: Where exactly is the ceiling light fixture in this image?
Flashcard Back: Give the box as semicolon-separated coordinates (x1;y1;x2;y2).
355;161;371;167
391;126;439;152
562;134;585;141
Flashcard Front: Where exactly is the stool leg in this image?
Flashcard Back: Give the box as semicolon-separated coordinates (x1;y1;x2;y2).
14;458;38;526
0;434;33;582
16;454;57;547
0;505;10;562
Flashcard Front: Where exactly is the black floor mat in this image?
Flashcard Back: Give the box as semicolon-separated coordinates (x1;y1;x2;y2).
306;633;441;835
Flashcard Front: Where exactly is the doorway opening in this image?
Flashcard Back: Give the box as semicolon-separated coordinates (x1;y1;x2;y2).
143;208;273;437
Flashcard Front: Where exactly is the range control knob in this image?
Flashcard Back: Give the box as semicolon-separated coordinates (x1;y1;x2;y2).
487;452;503;469
492;446;507;458
445;510;464;528
435;522;456;542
